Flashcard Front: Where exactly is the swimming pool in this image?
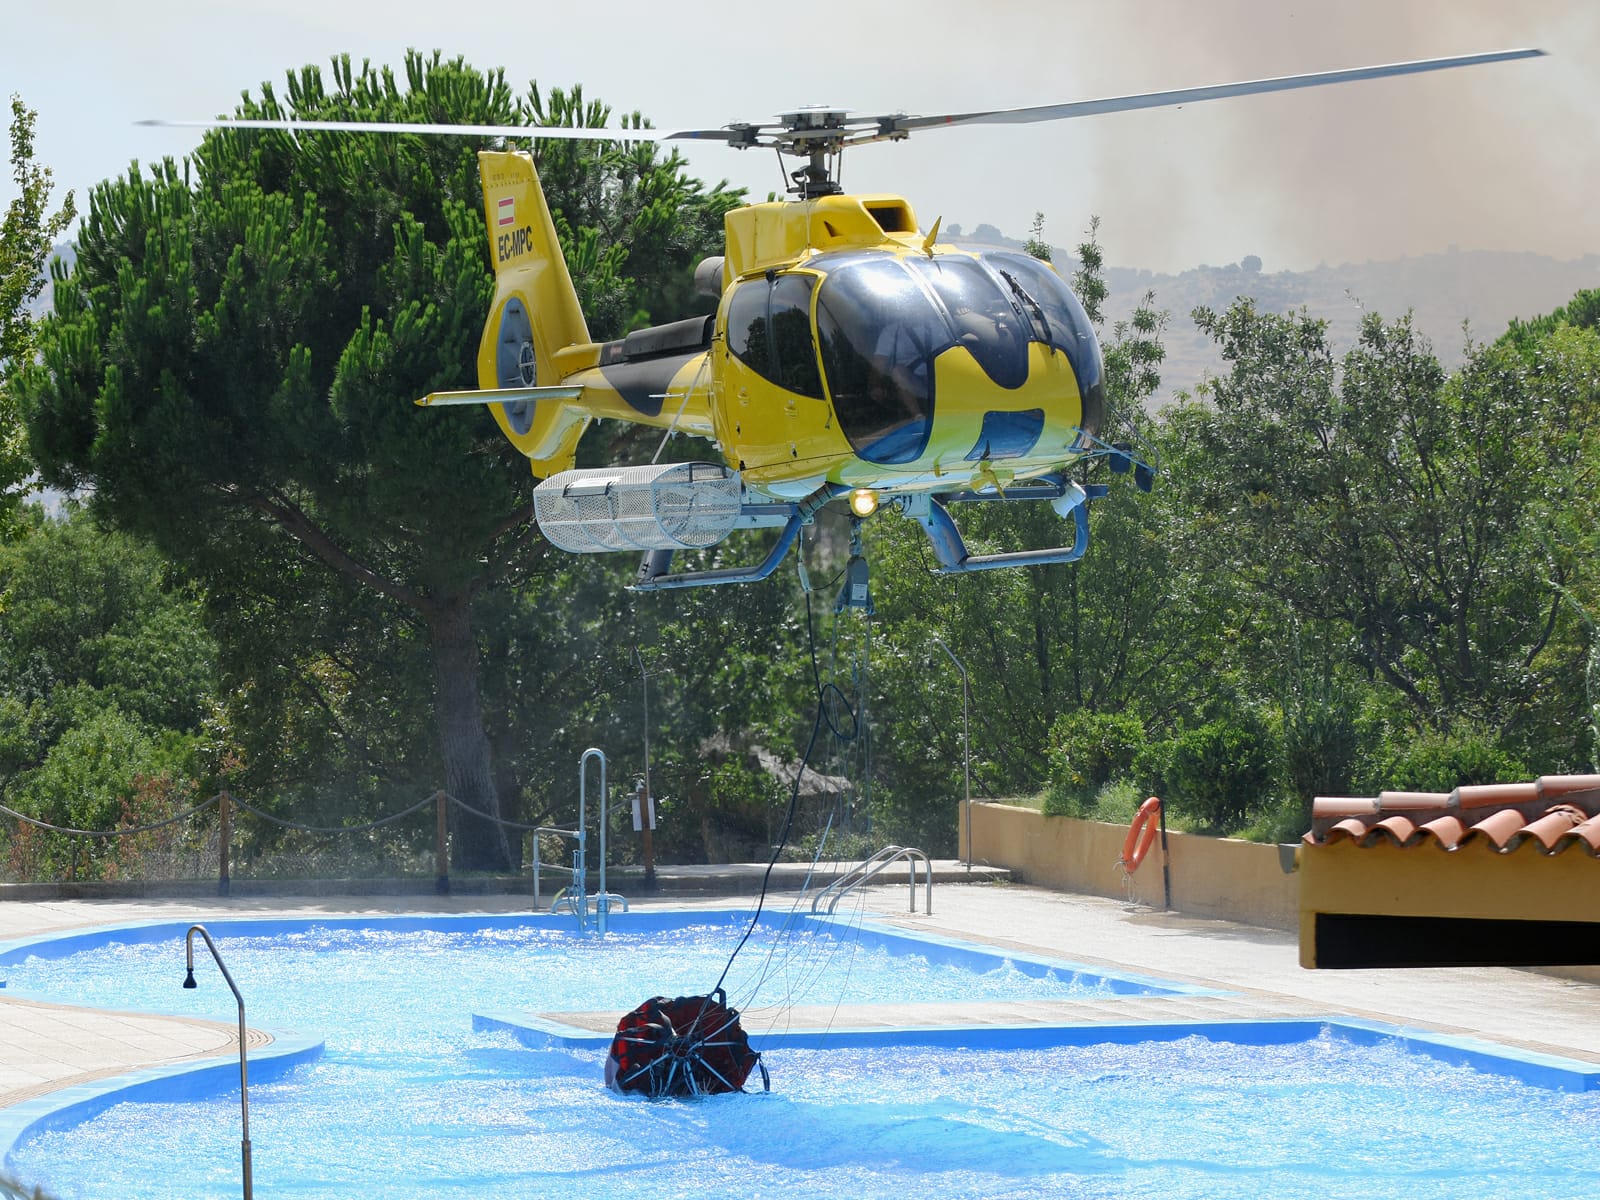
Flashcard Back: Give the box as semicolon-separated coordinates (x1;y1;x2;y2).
3;911;1599;1199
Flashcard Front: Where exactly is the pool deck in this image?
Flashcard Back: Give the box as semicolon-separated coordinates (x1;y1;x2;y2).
2;874;1598;1113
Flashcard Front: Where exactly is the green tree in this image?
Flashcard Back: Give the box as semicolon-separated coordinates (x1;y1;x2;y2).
0;511;218;877
1;95;75;538
16;54;738;869
1500;287;1600;355
1179;301;1598;757
865;217;1182;823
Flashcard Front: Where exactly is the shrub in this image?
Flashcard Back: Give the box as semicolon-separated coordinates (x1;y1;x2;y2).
1090;778;1147;824
1162;714;1279;835
1376;724;1530;794
1234;793;1317;844
1281;675;1362;807
1045;709;1146;812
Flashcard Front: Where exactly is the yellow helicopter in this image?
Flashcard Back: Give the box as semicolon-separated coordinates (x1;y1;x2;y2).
150;48;1541;593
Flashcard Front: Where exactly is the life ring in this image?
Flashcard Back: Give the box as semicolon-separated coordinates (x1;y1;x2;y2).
1118;796;1163;873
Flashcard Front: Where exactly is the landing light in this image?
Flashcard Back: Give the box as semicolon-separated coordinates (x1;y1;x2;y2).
849;488;879;518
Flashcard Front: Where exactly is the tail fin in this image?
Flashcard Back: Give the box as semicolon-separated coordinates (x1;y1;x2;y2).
476;150;593;475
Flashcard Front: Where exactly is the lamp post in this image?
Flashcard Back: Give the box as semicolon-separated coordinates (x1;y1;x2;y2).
931;635;971;870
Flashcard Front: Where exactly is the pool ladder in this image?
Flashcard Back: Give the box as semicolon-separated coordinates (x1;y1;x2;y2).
549;886;630;920
531;748;628;932
809;845;934;915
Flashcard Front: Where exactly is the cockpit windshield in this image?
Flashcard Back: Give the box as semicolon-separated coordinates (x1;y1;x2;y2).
726;250;1105;466
814;254;949;464
979;251;1104;422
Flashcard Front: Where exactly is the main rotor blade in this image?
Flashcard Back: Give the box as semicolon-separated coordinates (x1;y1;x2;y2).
873;48;1545;139
136;117;683;141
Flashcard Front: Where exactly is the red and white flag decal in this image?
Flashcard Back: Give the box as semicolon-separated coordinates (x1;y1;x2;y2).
497;197;516;226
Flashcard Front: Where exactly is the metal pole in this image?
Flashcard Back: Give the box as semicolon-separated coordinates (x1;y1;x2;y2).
598;751;609;934
932;636;971;870
579;748;606;933
633;649;658;890
1158;795;1172;911
217;792;232;897
183;924;252;1200
434;791;450;896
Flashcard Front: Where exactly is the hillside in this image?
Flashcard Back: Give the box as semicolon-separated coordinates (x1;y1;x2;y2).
950;225;1598;405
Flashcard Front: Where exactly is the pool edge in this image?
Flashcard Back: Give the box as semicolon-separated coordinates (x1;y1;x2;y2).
0;1027;324;1177
475;1009;1600;1093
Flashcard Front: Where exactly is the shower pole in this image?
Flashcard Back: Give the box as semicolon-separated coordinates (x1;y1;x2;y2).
182;924;253;1200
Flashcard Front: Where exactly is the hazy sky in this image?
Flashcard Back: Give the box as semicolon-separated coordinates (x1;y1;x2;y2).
4;0;1596;274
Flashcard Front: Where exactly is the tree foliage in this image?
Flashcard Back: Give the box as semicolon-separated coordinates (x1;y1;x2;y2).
0;510;217;877
1178;302;1596;739
1;94;75;537
15;54;738;869
9;60;1600;877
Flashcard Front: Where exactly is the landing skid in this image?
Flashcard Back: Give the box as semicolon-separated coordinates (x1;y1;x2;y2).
628;475;1115;591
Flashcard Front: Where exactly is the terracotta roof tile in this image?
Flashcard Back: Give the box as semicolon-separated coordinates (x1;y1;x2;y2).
1307;773;1600;856
1371;814;1419;844
1416;814;1467;850
1464;807;1533;850
1456;782;1538;809
1574;814;1600;854
1375;790;1452;812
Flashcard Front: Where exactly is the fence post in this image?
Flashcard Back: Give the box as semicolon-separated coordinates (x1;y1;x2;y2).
435;791;450;895
218;791;232;897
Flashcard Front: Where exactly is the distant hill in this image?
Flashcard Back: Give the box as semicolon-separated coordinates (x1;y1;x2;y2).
32;235;1599;406
949;225;1598;405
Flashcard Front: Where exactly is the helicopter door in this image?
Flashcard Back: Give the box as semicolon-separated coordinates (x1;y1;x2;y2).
725;273;825;399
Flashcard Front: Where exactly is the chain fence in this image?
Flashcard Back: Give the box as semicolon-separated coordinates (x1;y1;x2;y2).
0;790;555;893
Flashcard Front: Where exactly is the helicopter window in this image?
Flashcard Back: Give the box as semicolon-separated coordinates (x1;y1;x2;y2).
768;274;824;397
904;255;1030;389
814;255;950;465
726;280;768;364
979;251;1105;404
724;274;824;400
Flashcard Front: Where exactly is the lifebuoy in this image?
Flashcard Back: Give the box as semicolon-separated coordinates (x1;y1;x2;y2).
1118;796;1163;873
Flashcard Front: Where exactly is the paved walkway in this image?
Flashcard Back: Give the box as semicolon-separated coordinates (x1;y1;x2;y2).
2;879;1597;1116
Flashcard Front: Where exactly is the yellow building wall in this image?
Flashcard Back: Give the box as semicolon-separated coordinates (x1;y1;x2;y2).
1298;839;1600;967
1299;838;1600;922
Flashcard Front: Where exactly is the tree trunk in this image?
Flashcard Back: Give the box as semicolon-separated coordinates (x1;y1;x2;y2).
428;595;513;872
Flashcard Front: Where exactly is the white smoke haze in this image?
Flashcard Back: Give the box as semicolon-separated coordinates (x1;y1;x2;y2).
3;0;1595;274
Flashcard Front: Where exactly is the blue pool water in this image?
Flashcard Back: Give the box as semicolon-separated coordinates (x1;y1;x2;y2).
0;910;1185;1024
3;912;1599;1199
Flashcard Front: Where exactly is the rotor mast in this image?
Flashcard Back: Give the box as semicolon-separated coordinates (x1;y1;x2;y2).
776;107;853;198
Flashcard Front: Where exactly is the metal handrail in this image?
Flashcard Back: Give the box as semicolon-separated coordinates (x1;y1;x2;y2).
533;750;624;932
580;748;603;933
809;845;934;915
549;887;632;917
182;924;253;1200
531;824;581;909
